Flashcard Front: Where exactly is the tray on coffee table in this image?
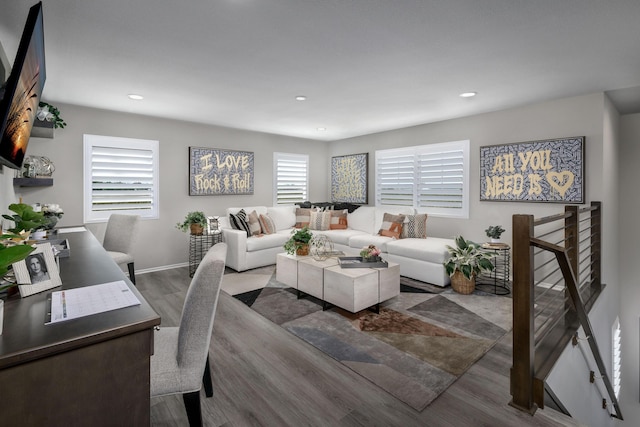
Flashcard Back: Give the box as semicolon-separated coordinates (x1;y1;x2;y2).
338;256;388;268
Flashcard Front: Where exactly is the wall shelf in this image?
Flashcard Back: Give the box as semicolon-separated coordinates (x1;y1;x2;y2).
13;177;53;187
30;119;54;138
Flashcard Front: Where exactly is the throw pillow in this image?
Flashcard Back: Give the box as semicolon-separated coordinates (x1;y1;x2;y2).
259;214;276;235
378;212;405;239
247;210;262;236
329;209;348;230
401;213;428;238
295;207;314;228
229;209;251;237
309;210;331;231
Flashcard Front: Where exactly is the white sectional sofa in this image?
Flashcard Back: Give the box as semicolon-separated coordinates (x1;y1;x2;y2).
220;205;455;287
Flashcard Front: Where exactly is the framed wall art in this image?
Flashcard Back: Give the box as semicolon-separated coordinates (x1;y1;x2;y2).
480;136;584;203
331;153;368;204
189;147;254;196
14;242;62;297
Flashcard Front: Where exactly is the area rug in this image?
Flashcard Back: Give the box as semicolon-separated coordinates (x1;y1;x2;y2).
233;276;512;411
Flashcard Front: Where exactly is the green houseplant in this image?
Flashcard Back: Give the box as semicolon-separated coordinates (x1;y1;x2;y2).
2;203;47;237
37;102;67;129
443;235;495;294
176;211;207;235
284;226;313;256
485;225;506;242
0;234;35;291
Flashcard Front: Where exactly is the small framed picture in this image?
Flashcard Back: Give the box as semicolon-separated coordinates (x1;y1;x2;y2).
13;242;62;297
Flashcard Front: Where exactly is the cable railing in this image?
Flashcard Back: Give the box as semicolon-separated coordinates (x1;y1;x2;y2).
509;202;622;420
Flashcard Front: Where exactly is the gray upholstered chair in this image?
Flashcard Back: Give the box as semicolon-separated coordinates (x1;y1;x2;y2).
102;214;140;285
150;243;227;427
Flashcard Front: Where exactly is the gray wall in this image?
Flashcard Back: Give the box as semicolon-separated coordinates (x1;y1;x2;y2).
15;104;329;270
1;90;633;423
619;112;640;424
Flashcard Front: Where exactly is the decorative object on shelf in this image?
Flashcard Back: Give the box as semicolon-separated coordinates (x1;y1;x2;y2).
42;204;64;230
284;226;313;256
36;102;67;129
331;152;368;204
22;155;55;177
310;234;334;261
207;216;221;234
360;244;381;262
2;203;47;236
443;235;495;295
485;225;506;243
176;211;207;235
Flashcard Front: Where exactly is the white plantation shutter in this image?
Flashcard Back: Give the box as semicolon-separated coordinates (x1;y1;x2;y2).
376;140;469;218
273;152;308;205
84;135;159;222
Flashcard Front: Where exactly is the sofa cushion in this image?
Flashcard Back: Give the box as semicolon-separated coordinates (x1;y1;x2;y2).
312;229;368;246
229;209;251;237
385;237;453;264
348;233;394;252
247;210;262;236
378;213;405;239
245;233;289;252
259;214;276;235
329;209;348;230
267;206;296;231
401;213;428;239
347;206;376;234
295;207;314;228
309;210;331;231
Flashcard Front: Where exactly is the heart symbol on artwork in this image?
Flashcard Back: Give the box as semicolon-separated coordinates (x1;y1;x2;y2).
545;171;575;198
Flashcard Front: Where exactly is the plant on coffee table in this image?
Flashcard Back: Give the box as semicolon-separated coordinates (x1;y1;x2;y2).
284;226;313;256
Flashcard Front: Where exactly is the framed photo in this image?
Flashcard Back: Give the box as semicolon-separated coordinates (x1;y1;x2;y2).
480;136;584;203
14;242;62;297
189;147;254;196
331;153;368;204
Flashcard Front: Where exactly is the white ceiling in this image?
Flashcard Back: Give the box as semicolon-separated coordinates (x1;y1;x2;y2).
1;0;640;141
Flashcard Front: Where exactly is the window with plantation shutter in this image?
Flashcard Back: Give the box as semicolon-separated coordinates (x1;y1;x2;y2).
83;134;159;223
273;152;308;205
375;140;469;218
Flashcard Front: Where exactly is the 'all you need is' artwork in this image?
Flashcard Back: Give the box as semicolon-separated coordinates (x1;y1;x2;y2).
480;136;584;203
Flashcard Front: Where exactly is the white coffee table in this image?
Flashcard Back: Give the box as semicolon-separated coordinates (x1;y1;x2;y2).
275;253;400;313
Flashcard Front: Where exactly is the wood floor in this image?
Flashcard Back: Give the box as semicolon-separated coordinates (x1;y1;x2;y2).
140;267;583;427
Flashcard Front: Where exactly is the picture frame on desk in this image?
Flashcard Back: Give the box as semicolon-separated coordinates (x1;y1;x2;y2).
13;242;62;297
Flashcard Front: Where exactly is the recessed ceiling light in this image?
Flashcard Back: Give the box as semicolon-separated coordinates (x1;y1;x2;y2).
317;127;326;131
459;92;477;98
295;95;307;101
128;94;144;100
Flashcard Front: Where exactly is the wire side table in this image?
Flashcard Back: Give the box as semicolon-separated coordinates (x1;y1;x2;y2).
477;243;511;295
189;233;223;277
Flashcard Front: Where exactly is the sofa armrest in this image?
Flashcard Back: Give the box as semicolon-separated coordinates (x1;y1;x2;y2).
222;228;248;271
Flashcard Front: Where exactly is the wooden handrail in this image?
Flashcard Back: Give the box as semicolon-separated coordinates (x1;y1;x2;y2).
510;202;621;419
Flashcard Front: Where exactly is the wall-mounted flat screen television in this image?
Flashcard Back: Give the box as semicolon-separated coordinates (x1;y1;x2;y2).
0;2;46;170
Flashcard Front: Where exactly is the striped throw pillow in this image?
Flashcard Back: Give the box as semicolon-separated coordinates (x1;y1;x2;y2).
259;214;276;235
229;209;251;237
401;214;428;238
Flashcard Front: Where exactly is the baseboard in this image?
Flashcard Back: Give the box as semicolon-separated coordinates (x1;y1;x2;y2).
136;262;188;275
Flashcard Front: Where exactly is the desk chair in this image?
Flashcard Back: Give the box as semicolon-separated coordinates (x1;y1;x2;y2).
102;214;140;285
150;243;227;427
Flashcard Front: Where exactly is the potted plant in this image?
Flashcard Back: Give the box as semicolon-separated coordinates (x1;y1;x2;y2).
176;211;207;235
284;226;313;256
2;203;48;239
37;102;67;129
485;225;506;243
443;235;495;294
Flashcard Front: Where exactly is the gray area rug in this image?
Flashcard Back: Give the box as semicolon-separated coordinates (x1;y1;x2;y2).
233;271;512;411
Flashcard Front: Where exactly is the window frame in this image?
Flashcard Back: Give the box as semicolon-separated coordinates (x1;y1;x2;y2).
273;152;309;206
375;140;470;218
83;134;159;223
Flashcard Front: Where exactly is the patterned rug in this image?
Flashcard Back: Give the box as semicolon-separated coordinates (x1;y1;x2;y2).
233;273;512;411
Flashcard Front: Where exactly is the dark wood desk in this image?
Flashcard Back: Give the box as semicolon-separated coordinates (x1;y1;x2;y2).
0;229;160;426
